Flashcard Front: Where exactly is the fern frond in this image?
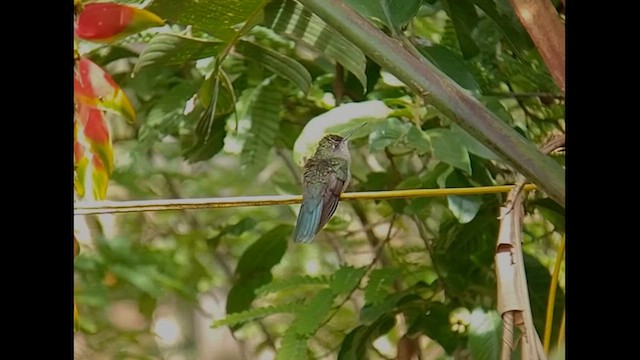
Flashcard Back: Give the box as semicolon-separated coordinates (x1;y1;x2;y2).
256;275;331;296
212;302;305;328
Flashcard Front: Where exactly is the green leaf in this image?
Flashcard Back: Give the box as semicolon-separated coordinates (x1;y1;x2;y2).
467;308;502;360
360;292;404;323
133;33;224;75
226;225;290;317
240;76;284;173
263;0;367;88
447;195;482;224
416;45;480;91
368;117;410;152
109;264;162;297
212;303;304;328
365;268;402;305
256;275;331;295
524;253;565;348
184;69;236;162
236;225;291;277
529;198;565;233
330;266;367;295
291;288;335;336
293;100;390;165
277;328;308;360
344;0;424;30
409;302;459;354
338;315;396;360
147;0;266;41
469;0;532;53
406;124;431;153
450;124;500;160
442;0;480;58
227;272;273;317
426;128;472;174
235;40;312;94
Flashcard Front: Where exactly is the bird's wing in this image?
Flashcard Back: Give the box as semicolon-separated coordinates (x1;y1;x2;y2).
317;159;349;233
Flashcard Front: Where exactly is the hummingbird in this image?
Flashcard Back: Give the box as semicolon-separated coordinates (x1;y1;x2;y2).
293;123;367;243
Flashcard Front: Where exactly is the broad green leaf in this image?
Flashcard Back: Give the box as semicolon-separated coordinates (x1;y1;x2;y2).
450;124;500;160
147;0;266;41
226;225;290;317
235;40;311;94
227;272;273;319
293;100;391;165
344;0;424;30
368;117;410;152
277;328;308;360
256;275;331;295
212;303;305;328
409;302;459;354
415;45;480;91
330;266;367;295
447;195;482;224
236;224;291;276
365;268;402;305
240;76;284;173
406;124;431;153
133;33;224;75
442;0;480;58
291;288;335;336
75;3;165;43
425;128;472;174
263;0;367;88
338;315;396;360
529;198;565;232
524;253;565;348
75;57;136;124
467;308;502;360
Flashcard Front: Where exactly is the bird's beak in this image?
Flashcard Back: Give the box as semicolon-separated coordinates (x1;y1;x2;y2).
342;122;368;142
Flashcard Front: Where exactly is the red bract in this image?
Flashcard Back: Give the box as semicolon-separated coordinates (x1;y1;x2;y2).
74;3;164;43
74;57;136;124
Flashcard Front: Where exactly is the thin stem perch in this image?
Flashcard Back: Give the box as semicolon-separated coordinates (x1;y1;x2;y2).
75;184;537;215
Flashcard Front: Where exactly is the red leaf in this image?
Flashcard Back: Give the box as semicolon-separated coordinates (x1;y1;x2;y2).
74;103;113;200
74;57;136;123
75;3;165;43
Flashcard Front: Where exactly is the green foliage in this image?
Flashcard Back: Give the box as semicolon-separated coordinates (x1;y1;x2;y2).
235;40;312;94
133;33;224;74
338;315;396;360
263;0;367;88
290;288;336;336
147;0;266;41
277;329;309;360
255;275;330;295
75;0;564;358
330;266;367;295
364;268;402;305
467;308;502;360
239;76;285;172
212;303;305;328
227;224;290;317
